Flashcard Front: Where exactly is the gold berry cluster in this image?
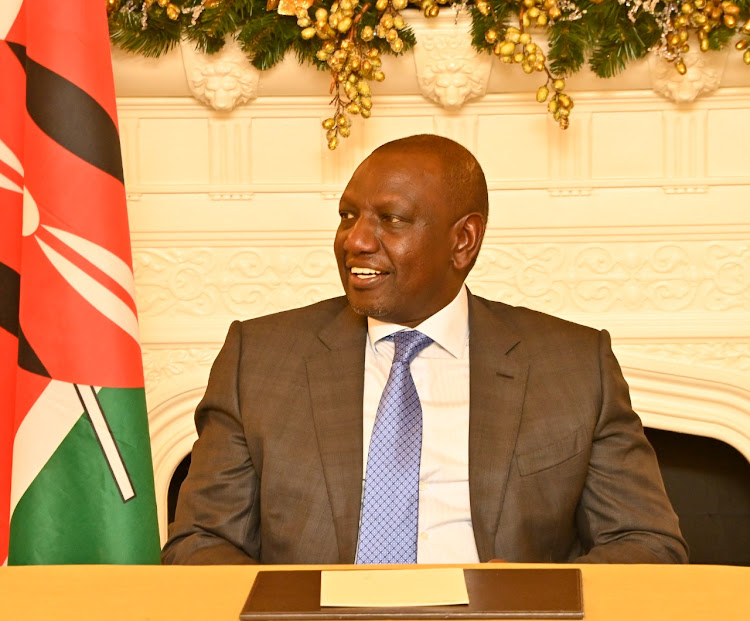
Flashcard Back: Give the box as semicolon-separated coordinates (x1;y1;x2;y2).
420;0;453;18
367;0;410;54
520;0;562;28
477;0;563;28
539;79;573;130
735;18;750;65
477;0;573;130
487;26;547;75
298;1;386;150
299;0;418;149
666;1;748;73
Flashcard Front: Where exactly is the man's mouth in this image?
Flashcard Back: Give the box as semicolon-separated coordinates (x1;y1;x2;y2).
350;267;386;280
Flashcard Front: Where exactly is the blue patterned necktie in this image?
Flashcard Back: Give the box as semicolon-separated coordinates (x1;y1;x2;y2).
356;330;434;564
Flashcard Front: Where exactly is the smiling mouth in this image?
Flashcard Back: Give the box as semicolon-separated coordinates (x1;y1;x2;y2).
350;267;386;280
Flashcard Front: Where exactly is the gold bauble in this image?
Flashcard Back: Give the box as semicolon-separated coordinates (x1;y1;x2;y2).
277;0;314;15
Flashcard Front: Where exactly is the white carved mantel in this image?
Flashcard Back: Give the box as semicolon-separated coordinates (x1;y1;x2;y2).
112;16;750;542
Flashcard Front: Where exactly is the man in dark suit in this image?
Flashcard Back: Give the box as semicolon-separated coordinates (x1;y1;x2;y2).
162;134;687;565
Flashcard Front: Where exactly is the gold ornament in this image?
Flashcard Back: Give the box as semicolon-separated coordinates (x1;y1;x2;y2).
277;0;314;16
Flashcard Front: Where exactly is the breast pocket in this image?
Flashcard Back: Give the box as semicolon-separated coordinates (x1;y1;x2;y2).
516;426;586;476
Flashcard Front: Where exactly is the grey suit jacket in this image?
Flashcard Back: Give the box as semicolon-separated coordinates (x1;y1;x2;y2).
162;294;688;565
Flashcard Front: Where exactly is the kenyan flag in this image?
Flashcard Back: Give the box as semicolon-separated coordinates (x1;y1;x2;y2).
0;1;160;564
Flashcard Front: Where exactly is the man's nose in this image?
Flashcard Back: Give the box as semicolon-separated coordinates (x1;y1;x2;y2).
343;216;378;253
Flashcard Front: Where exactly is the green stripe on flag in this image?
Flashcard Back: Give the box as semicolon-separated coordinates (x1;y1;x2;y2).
9;387;160;564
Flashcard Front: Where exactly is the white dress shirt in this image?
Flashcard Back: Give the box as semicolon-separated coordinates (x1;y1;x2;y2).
361;285;479;564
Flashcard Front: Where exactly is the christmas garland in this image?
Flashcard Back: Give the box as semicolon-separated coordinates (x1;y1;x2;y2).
108;0;750;148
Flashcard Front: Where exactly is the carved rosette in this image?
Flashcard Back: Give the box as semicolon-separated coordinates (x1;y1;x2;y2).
407;10;492;110
649;41;729;103
180;36;260;111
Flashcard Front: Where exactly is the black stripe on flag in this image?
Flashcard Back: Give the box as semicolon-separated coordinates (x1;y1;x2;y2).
26;58;124;183
18;327;49;377
0;262;49;377
6;41;26;71
0;262;20;337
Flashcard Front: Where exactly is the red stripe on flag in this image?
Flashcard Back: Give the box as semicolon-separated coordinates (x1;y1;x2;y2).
0;2;25;565
20;236;144;388
34;227;139;318
0;161;23;188
24;120;133;266
0;329;18;564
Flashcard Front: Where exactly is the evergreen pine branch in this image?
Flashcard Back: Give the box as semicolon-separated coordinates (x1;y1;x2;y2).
548;19;588;76
237;12;300;70
109;6;182;58
587;4;660;78
487;0;514;19
184;0;256;54
292;39;328;70
397;24;417;50
707;26;737;51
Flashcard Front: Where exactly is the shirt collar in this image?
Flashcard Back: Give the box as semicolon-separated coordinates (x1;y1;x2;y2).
367;285;469;359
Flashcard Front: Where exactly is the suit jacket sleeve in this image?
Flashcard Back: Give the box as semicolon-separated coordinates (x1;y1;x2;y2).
572;330;688;563
161;320;259;564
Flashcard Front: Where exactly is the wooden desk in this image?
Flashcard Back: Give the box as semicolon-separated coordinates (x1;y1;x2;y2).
1;564;748;621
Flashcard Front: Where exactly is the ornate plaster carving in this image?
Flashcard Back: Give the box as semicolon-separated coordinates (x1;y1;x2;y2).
470;241;750;314
649;44;729;103
132;241;749;324
133;247;341;319
180;36;260;111
408;10;492;110
142;346;218;390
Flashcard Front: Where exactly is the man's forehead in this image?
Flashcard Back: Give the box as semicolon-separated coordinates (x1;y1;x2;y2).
348;147;447;187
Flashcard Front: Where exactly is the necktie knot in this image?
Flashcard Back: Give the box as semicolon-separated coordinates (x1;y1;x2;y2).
391;331;433;366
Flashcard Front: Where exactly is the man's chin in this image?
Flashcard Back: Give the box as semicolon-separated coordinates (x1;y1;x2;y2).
345;295;390;321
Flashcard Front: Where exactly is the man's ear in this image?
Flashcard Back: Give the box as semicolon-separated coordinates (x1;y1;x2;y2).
452;212;486;271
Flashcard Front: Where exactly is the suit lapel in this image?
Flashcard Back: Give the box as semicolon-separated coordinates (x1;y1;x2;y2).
305;305;367;563
468;295;529;561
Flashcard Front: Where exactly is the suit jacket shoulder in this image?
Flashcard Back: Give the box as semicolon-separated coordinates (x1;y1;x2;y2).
470;294;602;341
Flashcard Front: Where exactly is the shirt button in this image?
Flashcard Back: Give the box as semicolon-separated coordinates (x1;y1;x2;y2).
420;532;428;540
419;482;425;491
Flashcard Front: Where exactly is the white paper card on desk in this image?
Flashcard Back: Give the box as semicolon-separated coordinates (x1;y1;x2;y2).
320;568;470;608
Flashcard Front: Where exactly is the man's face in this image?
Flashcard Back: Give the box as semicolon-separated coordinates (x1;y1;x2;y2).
334;149;461;327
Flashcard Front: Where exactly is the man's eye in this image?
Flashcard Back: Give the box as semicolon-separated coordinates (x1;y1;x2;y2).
383;214;402;224
339;211;354;220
